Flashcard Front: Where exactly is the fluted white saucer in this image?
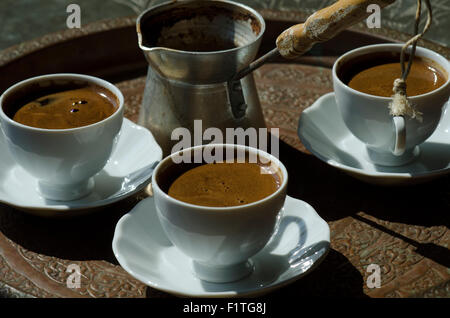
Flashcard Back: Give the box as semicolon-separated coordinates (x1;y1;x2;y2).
0;118;162;216
112;195;330;297
298;92;450;185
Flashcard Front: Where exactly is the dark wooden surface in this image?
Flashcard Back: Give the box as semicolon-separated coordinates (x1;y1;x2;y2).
0;10;449;298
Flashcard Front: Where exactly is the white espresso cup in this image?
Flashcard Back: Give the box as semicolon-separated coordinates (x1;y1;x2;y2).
151;144;288;283
0;73;124;201
333;44;450;166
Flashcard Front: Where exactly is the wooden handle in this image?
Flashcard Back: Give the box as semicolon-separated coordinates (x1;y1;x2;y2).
276;0;395;59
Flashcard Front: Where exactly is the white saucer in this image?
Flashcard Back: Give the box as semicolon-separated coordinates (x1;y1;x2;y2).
0;118;162;216
298;92;450;186
112;195;330;297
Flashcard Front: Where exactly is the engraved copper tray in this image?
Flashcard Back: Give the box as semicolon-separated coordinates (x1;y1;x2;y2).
0;10;449;298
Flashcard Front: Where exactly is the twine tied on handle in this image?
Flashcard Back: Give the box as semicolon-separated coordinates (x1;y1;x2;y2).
389;0;432;122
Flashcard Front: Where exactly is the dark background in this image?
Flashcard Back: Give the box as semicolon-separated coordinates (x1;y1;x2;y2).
0;0;448;50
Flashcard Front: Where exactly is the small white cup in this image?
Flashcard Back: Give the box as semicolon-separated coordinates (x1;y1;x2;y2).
0;73;124;201
151;144;287;283
333;44;450;166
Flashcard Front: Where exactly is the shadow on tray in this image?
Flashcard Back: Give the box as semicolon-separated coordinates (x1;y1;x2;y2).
0;197;139;264
279;139;450;270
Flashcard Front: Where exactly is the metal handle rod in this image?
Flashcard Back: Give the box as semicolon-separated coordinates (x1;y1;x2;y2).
231;47;280;81
233;0;396;81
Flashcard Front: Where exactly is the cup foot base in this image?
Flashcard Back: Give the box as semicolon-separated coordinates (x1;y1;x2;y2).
192;260;254;283
365;146;420;167
38;178;94;201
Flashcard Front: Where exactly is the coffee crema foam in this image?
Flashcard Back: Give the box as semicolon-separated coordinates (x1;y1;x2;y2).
348;56;447;97
12;86;118;129
168;162;281;207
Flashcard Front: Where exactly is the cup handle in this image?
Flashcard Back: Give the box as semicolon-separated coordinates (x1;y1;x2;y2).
392;116;406;156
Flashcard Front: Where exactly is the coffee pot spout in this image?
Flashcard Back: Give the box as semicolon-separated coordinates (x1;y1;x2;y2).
135;0;265;84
